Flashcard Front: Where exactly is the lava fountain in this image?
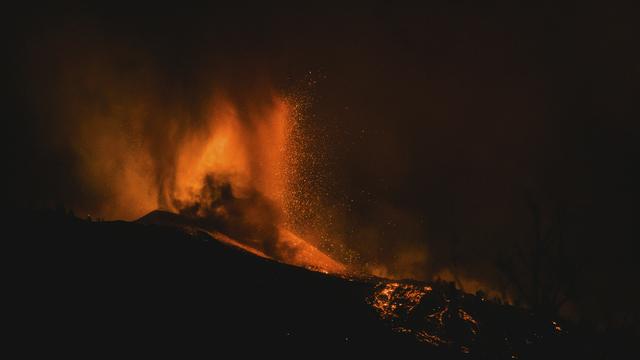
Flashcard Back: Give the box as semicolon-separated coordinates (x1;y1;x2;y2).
66;81;345;274
162;93;346;274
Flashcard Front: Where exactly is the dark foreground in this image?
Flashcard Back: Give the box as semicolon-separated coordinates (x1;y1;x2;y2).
5;210;634;358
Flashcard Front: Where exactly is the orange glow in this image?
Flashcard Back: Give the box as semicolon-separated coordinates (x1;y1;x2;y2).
71;85;346;274
370;282;432;320
169;95;290;211
277;228;346;274
165;93;346;274
171;101;251;210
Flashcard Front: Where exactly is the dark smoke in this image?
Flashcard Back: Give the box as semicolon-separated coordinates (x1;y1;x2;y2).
175;176;288;260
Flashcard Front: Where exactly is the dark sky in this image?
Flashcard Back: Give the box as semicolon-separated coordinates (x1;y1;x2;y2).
6;2;640;323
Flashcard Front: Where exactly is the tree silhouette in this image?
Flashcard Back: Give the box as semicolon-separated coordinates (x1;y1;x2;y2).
496;195;577;316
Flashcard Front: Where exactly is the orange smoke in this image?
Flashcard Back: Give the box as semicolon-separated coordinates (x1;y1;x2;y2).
33;34;346;275
62;73;345;273
169;95;292;216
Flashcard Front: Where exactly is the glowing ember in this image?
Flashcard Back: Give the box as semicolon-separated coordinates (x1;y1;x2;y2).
429;305;449;326
416;330;449;346
458;309;479;334
369;282;433;321
368;280;486;353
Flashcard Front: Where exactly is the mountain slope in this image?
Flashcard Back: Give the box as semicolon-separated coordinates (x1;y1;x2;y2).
6;210;597;358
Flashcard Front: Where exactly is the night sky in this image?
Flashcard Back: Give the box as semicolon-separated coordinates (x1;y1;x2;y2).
6;2;640;324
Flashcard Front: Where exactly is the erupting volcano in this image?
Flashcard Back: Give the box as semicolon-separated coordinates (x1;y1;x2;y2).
7;3;639;358
95;91;348;274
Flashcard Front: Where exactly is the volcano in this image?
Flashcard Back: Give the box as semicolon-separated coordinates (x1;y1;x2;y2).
137;209;347;275
6;209;606;358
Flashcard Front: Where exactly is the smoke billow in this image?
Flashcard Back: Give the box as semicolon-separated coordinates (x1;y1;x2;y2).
8;20;340;269
177;176;284;260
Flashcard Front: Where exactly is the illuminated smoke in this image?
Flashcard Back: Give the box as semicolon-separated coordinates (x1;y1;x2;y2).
21;31;346;272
